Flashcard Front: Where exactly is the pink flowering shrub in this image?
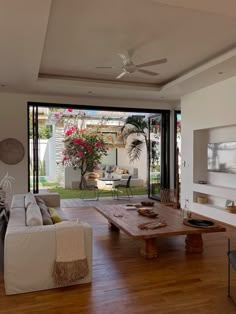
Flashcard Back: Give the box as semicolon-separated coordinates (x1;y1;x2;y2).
62;127;108;189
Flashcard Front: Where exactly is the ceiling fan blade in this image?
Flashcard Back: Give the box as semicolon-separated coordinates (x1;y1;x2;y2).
118;53;130;65
96;66;113;69
136;58;167;68
127;48;135;59
138;69;159;76
116;71;127;79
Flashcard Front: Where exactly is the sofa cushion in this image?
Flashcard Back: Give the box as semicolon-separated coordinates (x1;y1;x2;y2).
8;209;26;227
35;197;53;225
26;203;43;226
48;207;62;224
25;192;37;209
11;195;25;209
34;193;61;208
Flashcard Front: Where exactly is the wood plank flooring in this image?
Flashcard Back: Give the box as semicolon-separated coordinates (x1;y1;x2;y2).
0;198;236;313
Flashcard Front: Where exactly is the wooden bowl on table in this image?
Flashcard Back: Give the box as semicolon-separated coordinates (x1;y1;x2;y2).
137;207;158;218
140;201;155;207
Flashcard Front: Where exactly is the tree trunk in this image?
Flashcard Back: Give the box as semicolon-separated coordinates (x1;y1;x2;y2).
79;168;87;190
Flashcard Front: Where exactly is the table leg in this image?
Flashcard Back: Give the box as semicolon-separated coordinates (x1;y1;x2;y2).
185;234;203;253
109;222;120;231
140;238;158;259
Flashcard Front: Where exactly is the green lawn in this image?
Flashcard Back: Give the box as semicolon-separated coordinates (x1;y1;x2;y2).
48;186;148;199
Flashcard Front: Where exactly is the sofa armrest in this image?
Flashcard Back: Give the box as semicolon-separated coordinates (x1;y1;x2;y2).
33;193;60;207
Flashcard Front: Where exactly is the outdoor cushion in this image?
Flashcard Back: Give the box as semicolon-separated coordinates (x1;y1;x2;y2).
86;172;98;179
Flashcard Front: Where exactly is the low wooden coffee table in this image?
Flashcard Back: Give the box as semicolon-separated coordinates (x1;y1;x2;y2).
95;204;226;259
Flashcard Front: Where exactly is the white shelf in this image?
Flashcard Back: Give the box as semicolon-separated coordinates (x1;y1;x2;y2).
193;183;236;200
192;202;236;227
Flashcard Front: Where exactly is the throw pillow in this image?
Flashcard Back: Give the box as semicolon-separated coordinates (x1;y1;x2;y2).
35;197;53;225
87;172;98;179
48;207;62;224
25;192;37;209
26;203;43;226
115;167;123;174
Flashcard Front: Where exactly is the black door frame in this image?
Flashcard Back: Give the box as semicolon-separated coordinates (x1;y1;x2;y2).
27;101;171;195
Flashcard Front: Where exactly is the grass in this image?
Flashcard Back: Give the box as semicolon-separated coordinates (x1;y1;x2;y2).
48;186;148;199
41;181;59;187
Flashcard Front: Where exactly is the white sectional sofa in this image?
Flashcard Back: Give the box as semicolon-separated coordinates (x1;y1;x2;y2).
4;192;92;295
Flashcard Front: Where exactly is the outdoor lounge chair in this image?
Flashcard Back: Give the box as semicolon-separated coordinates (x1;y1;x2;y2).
115;175;133;200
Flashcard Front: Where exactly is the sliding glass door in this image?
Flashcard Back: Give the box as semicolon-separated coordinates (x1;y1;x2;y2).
148;112;170;200
28;105;39;193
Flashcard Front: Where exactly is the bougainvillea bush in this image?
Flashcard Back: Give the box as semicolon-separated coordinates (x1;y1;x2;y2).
62;126;109;189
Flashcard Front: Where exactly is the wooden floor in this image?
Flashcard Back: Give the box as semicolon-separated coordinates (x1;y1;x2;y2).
1;197;236;313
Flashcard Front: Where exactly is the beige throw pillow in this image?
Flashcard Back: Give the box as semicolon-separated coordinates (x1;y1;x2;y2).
25;192;37;209
26;203;43;226
35;197;53;225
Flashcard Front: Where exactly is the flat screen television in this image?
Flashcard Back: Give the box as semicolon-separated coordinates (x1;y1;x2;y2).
208;141;236;174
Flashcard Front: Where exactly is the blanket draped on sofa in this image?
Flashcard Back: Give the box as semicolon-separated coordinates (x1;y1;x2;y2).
53;221;89;285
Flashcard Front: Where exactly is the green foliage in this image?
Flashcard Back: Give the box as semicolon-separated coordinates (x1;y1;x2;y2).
41;181;59;187
29;125;52;139
29;159;46;176
49;186;148;199
63;126;109;188
122;116;148;163
122;116;148;133
127;139;144;162
39;160;46;176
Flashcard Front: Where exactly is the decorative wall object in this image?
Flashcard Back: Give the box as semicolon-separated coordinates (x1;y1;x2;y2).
0;138;25;165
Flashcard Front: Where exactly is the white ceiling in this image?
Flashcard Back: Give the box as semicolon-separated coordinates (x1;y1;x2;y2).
1;0;236;101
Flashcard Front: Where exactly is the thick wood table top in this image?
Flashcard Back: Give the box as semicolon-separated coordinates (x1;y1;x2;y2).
95;204;226;240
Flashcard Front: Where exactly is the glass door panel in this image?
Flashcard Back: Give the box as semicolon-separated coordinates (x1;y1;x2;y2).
28;105;39;193
148;112;170;200
149;114;162;199
176;112;181;185
175;111;181;201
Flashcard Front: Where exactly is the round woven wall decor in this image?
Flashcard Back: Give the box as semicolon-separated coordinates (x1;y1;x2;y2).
0;138;25;165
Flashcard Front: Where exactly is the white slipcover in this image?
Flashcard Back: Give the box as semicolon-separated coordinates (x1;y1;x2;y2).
4;193;93;295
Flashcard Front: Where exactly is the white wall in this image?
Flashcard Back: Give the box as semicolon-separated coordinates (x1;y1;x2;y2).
117;145;147;183
181;75;236;208
0;92;175;202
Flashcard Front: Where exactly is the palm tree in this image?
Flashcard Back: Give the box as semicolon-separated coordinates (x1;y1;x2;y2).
121;116;148;163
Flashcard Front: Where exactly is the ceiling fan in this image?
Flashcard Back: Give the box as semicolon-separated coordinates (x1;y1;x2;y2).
96;50;167;79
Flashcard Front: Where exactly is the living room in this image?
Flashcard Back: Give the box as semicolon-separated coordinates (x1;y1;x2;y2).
1;1;236;313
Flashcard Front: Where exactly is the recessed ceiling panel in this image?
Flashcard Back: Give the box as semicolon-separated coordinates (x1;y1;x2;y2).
40;0;236;85
153;0;236;18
